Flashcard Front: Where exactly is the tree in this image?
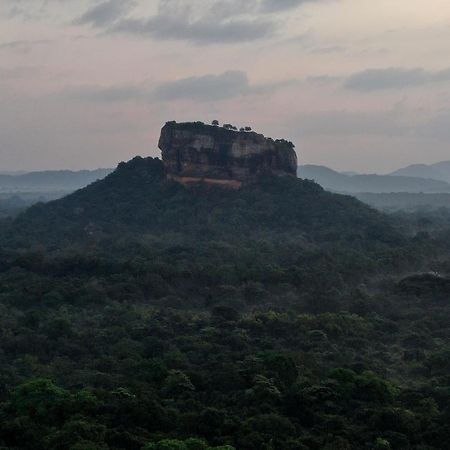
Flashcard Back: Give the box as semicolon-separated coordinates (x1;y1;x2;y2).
211;120;219;126
10;379;71;424
143;439;235;450
162;370;195;396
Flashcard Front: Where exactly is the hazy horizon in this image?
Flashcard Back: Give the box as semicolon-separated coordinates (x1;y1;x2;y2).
3;0;450;172
3;155;450;176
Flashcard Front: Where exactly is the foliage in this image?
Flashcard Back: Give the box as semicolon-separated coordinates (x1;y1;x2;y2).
0;156;448;448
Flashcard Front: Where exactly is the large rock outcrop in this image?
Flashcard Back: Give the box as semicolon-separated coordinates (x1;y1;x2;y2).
159;121;298;188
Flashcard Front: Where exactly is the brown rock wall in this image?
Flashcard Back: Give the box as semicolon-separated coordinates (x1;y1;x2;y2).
159;121;298;187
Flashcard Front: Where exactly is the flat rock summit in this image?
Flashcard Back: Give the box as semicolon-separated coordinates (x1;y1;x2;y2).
159;121;298;188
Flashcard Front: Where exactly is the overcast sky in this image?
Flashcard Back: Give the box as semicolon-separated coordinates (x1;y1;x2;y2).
2;0;450;172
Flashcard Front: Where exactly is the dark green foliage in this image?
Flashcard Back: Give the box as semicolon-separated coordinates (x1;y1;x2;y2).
0;156;449;448
5;156;400;249
397;273;450;300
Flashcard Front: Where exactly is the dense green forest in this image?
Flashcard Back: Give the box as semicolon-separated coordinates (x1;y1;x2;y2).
0;157;449;449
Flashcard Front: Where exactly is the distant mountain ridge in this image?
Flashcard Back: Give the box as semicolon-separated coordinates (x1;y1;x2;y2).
0;168;113;193
354;192;450;211
390;160;450;183
298;164;450;193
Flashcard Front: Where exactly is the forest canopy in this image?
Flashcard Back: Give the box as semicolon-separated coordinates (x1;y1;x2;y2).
0;156;449;449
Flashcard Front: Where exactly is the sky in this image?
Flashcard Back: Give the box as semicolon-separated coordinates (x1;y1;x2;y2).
2;0;450;173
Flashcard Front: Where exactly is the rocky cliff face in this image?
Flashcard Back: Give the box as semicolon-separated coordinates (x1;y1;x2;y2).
159;121;298;188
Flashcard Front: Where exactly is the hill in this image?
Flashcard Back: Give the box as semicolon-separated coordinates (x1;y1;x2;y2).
298;164;450;193
0;169;113;217
354;192;450;211
391;160;450;183
8;156;400;251
0;168;112;193
0;192;67;218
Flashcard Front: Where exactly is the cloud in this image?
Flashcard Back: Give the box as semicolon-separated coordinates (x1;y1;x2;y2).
52;72;250;103
416;109;450;141
55;70;295;104
152;71;251;101
5;0;337;46
74;0;136;27
294;105;450;142
152;71;300;101
431;68;450;82
71;0;338;45
306;75;342;84
110;2;275;45
344;67;450;91
260;0;326;12
0;39;51;52
55;72;250;104
0;65;36;80
295;109;409;137
112;16;274;45
309;45;345;54
58;84;148;103
2;0;70;21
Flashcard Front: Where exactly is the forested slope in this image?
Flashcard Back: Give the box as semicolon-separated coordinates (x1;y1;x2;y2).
0;156;449;449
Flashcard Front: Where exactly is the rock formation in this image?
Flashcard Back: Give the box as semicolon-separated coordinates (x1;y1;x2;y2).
159;121;298;188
